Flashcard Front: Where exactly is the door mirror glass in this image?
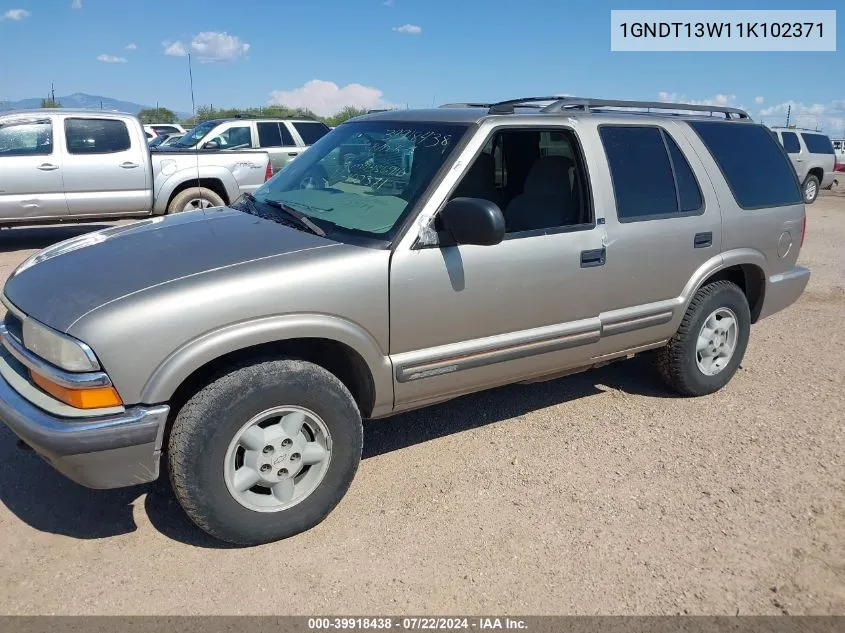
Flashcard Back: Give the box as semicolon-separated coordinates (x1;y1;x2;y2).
203;140;220;150
439;197;505;246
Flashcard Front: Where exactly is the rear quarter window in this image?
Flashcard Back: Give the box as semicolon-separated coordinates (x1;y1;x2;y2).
801;133;835;154
780;132;801;154
689;121;802;209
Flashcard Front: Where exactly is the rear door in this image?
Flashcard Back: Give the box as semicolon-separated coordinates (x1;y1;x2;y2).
0;115;68;221
257;121;300;174
61;115;152;217
586;120;723;355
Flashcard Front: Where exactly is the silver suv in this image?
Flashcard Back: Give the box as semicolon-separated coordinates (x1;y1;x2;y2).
0;97;810;545
770;127;836;203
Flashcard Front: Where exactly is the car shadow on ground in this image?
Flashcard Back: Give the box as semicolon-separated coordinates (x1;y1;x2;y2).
0;224;114;253
0;355;676;548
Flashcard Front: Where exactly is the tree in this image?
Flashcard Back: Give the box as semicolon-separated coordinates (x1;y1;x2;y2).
40;97;61;108
138;107;177;124
325;106;368;127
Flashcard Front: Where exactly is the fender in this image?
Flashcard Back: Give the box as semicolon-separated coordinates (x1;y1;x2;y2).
677;247;769;317
140;313;394;416
152;164;241;214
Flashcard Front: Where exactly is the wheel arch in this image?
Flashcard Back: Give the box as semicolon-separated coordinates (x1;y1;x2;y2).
141;314;394;419
682;250;768;323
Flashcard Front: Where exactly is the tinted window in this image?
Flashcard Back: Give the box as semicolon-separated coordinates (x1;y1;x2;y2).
690;121;802;209
65;118;131;154
293;122;330;145
152;125;180;135
600;126;679;220
257;122;282;147
665;133;703;212
801;133;835;154
0;119;53;156
781;132;801;153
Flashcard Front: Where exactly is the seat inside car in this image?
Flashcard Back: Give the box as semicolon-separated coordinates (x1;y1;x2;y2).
451;151;498;205
504;155;579;232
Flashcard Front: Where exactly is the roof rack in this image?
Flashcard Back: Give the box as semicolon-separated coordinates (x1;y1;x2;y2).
440;96;751;120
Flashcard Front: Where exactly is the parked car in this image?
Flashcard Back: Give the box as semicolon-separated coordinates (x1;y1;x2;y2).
0;109;272;222
143;123;186;141
147;133;183;149
771;127;836;203
0;97;809;545
161;117;331;174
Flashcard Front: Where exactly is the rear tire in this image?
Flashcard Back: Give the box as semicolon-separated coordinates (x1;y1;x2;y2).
167;186;225;214
802;174;820;204
656;281;750;397
168;358;363;545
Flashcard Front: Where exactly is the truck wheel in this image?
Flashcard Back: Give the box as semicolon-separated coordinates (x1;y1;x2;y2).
167;187;225;214
802;174;820;204
168;358;363;545
656;280;750;397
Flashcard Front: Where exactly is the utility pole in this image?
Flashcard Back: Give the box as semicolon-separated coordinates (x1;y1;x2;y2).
785;104;791;128
51;83;55;104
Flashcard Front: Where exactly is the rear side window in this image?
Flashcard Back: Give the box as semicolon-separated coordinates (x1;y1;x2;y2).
0;119;53;156
781;132;801;154
293;121;330;145
689;121;802;209
801;133;835;154
257;122;282;147
65;118;131;154
599;126;702;222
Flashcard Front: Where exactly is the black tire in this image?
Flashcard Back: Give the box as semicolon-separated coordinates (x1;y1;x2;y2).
168;358;363;545
167;186;225;214
656;280;751;397
802;174;820;204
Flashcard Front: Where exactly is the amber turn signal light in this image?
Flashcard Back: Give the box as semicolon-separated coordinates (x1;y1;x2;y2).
30;372;123;409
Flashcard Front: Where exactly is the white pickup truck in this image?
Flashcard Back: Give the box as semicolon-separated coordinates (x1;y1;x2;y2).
0;109;272;224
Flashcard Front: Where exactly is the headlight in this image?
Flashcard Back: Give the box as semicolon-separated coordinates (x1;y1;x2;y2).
22;318;100;372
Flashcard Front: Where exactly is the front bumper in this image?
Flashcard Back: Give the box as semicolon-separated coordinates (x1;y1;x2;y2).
0;370;169;489
757;265;811;321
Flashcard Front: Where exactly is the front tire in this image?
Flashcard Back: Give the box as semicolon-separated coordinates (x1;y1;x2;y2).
168;359;363;545
656;281;750;397
802;174;820;204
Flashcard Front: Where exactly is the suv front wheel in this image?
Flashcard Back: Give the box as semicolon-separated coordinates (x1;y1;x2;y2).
168;358;363;545
656;280;751;396
802;174;820;204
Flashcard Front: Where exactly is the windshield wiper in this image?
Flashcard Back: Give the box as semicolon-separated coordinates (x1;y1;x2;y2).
239;193;326;238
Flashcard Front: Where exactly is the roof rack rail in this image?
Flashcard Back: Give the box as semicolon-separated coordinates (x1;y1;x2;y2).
540;97;750;120
441;96;751;120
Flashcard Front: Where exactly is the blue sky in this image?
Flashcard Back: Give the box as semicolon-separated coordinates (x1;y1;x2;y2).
1;0;843;132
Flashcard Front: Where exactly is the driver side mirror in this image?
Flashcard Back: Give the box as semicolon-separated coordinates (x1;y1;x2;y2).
203;140;220;150
439;197;505;246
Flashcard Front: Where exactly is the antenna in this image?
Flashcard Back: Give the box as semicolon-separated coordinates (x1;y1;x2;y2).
187;52;202;205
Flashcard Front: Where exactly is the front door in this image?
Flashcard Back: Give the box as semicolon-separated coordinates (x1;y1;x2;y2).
0;116;68;221
389;125;607;409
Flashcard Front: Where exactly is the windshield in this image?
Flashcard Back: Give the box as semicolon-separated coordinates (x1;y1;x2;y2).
249;120;469;244
172;120;218;147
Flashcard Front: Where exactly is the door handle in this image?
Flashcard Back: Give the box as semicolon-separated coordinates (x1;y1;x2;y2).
36;163;59;171
119;162;139;169
580;248;606;268
694;232;713;248
287;152;299;157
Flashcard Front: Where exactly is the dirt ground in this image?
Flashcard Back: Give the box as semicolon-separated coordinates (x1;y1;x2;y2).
0;194;843;615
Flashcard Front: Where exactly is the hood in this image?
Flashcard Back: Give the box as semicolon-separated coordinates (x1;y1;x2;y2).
3;207;336;332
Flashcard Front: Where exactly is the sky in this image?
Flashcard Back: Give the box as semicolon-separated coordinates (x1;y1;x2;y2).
0;0;843;134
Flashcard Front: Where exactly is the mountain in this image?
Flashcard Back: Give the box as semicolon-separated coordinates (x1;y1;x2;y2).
0;93;191;119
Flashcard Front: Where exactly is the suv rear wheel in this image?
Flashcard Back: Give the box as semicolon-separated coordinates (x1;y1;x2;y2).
802;174;820;204
168;358;363;545
656;281;751;396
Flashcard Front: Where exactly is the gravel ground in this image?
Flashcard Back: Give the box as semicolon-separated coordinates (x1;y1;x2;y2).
0;195;843;615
